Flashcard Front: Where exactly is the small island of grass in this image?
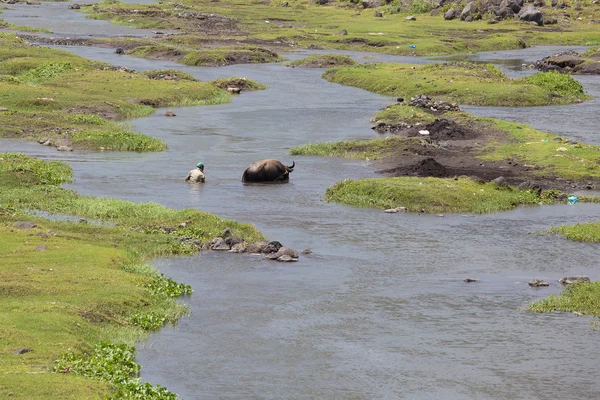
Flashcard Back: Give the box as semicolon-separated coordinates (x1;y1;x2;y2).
323;62;588;106
287;53;357;68
528;281;600;319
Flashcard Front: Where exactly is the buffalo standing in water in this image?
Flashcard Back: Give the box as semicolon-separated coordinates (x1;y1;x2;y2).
242;159;295;183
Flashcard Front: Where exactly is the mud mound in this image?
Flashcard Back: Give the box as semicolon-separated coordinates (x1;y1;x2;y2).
406;119;478;140
379;157;451;178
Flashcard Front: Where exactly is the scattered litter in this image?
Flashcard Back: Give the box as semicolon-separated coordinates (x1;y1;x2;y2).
37;97;54;101
418;130;430;135
408;45;416;49
567;195;579;205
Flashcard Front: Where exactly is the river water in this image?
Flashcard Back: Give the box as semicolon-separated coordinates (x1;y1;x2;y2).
1;4;600;399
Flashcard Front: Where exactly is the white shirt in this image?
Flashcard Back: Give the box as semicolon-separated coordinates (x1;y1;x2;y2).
186;168;205;183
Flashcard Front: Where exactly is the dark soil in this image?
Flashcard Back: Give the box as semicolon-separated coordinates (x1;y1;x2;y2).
404;119;479;140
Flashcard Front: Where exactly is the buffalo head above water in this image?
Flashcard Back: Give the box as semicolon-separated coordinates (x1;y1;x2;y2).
242;159;295;183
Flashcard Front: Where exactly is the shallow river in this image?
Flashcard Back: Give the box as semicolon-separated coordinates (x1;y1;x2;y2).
2;4;600;399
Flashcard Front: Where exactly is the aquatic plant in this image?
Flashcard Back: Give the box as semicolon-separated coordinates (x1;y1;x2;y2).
524;71;585;97
55;343;178;399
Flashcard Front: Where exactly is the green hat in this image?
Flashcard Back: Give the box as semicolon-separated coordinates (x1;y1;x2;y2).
197;162;204;168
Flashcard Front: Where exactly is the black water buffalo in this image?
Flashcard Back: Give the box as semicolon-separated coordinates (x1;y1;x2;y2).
242;159;295;183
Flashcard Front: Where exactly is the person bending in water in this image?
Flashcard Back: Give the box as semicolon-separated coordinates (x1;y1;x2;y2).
185;162;205;183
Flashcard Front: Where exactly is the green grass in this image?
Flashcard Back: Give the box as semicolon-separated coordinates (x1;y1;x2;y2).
286;53;357;68
528;281;600;318
372;103;438;125
0;18;53;34
0;33;257;151
547;221;600;243
0;153;264;245
324;176;555;213
582;47;600;59
126;44;283;66
0;153;264;398
480;118;600;181
323;62;589;106
291;136;406;160
83;0;600;57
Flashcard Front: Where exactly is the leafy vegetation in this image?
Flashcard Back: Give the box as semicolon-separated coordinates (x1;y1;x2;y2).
323;62;589;106
0;152;73;185
528;281;600;318
324;177;556;213
55;343;178;398
524;71;585;97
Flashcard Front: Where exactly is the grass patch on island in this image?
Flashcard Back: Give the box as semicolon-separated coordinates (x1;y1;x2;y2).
528;281;600;318
287;53;357;68
547;221;600;243
292;136;406;160
126;44;283;66
323;62;588;106
324;176;554;213
480;118;600;181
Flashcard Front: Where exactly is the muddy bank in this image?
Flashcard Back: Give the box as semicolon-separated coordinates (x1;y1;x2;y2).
534;50;600;75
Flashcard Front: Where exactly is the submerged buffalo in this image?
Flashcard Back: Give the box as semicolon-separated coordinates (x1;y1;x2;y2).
242;159;295;183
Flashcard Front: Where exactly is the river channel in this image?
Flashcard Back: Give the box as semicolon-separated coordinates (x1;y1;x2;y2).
1;4;600;399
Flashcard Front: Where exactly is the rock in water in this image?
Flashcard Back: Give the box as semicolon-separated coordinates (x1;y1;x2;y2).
559;276;590;284
529;279;549;287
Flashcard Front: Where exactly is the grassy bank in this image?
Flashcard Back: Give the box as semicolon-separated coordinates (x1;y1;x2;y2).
0;33;265;151
528;282;600;319
323;62;588;106
83;0;600;56
325;176;555;213
0;153;263;398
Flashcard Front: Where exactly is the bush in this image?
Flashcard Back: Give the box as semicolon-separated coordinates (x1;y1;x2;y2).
18;62;74;85
525;71;585;97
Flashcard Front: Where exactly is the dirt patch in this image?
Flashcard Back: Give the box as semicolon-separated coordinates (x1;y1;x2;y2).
336;38;396;47
66;105;119;120
405;119;480;140
380;157;451;178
